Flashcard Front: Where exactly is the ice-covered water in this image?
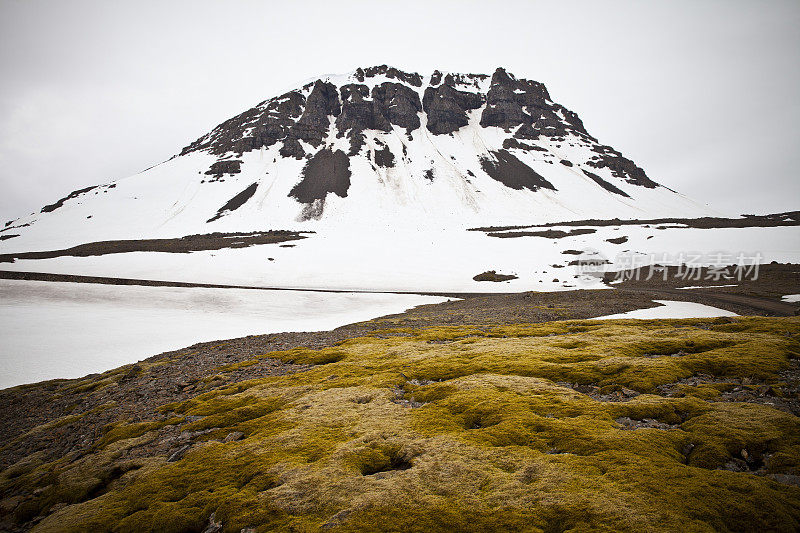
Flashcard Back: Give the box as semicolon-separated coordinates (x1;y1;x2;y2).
594;300;738;320
0;279;448;389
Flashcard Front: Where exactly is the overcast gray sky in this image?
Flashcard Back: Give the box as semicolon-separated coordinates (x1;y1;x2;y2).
1;0;798;222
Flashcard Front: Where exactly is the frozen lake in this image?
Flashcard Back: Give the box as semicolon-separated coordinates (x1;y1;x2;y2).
0;279;449;389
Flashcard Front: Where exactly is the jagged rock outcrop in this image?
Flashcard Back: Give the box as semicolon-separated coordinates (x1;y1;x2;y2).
279;81;341;159
480;67;591;142
182;91;305;157
422;77;483;135
371;82;422;131
355;64;423;87
587;145;658;188
204;160;242;180
335;84;391;154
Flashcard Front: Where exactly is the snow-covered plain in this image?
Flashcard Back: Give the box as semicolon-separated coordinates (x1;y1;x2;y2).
3;223;797;293
0;279;449;389
594;300;738;320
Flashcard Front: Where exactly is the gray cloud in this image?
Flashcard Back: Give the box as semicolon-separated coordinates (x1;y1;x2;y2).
1;0;798;222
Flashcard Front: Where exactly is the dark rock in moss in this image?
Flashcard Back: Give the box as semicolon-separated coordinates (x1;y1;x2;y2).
473;270;518;282
201;511;223;533
223;431;245;443
321;509;353;530
479;150;556;192
616;416;676;430
167;444;191;462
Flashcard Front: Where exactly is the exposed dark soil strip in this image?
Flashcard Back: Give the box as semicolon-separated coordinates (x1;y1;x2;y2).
0;270;498;298
479;149;556;192
207;183;259;222
581;169;630;197
486;228;596;239
0;231;309;263
469;211;800;233
290;148;351;204
40;185;98;213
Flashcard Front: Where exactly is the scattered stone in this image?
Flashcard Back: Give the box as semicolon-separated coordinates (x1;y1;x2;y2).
0;496;23;514
391;387;424;408
201;511;223;533
615;417;676;430
167;444;191;462
767;474;800;487
620;387;640;398
321;509;353;529
224;431;245;443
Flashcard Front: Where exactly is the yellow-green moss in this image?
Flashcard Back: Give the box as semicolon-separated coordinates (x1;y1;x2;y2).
16;317;800;532
95;416;185;449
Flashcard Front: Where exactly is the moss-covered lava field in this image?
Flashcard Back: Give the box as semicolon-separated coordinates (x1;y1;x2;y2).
1;314;799;532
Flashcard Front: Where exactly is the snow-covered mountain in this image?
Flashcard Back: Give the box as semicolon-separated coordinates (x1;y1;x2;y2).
3;65;710;251
9;65;792;294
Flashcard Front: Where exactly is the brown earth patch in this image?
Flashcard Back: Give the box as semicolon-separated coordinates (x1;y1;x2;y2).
0;231;309;263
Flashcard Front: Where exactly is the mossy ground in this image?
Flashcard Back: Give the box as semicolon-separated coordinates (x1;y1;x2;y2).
3;317;800;532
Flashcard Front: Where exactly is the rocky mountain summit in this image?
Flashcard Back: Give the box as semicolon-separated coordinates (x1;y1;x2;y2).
177;64;658;220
